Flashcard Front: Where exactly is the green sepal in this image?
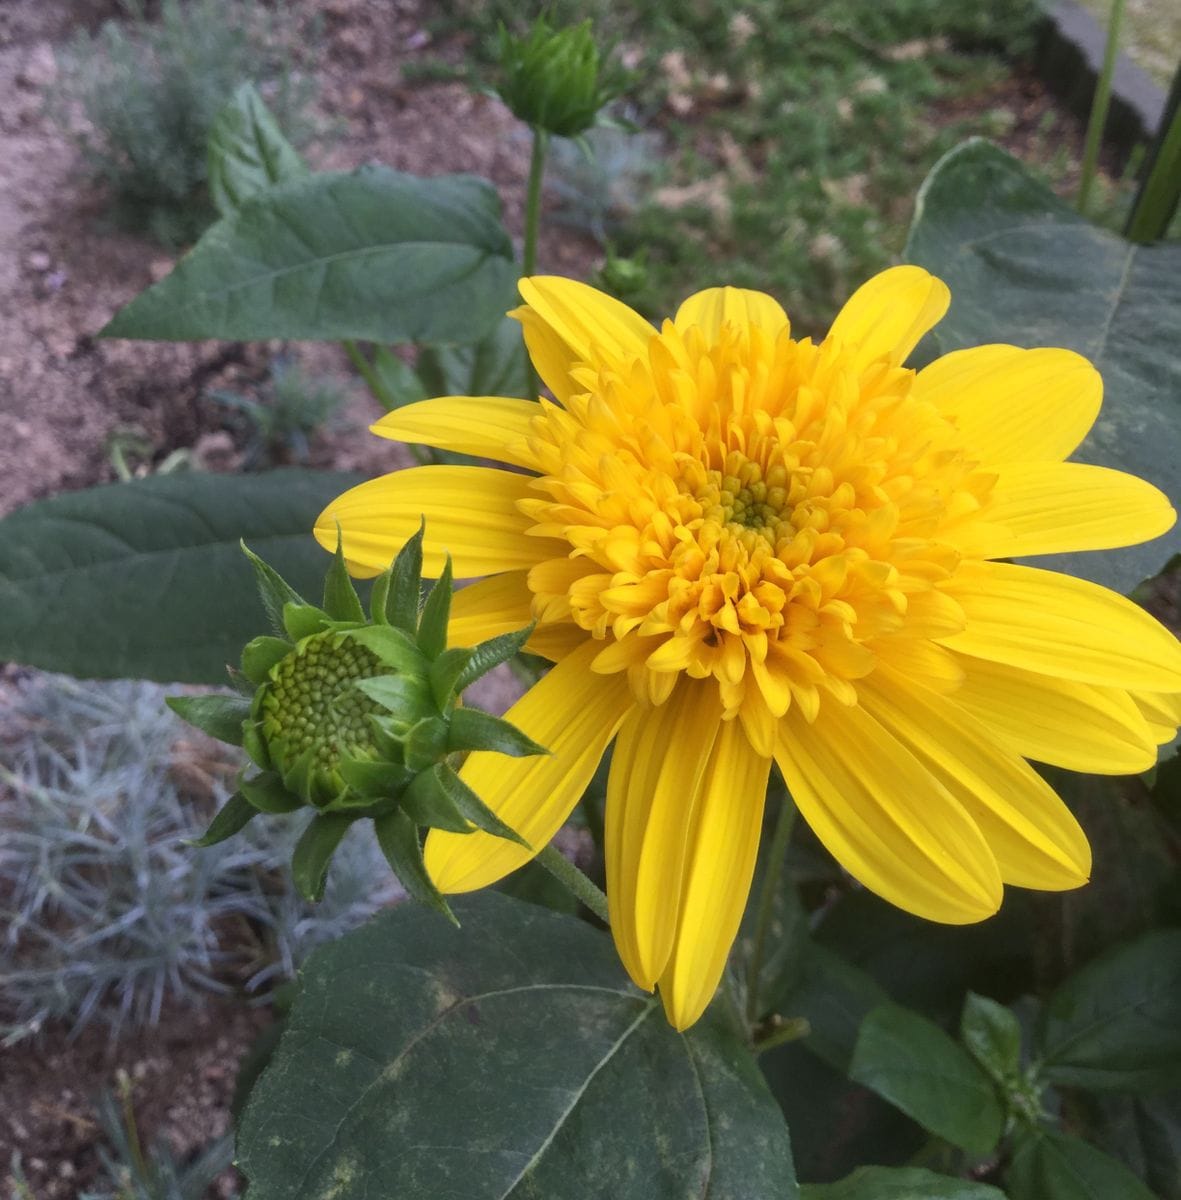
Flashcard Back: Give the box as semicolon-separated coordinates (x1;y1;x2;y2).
416;555;453;659
454;625;534;693
400;764;477;833
428;647;473;710
387;521;425;633
448;706;550;758
373;808;457;925
369;566;392;625
242;540;305;637
280;744;318;801
167;694;251;745
188;791;258;847
291;813;354;901
403;716;450;772
241;771;304;813
322;530;366;624
411;762;529;848
367;716;409;761
337;757;414;799
346;624;429;675
242;721;271;770
355;673;434;719
283;601;330;642
225;665;256;698
240;635;292;684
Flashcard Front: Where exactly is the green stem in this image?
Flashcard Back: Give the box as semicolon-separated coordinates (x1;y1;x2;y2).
522;128;548;401
537;843;610;924
1077;0;1126;213
342;339;429;464
1125;62;1181;242
745;791;798;1024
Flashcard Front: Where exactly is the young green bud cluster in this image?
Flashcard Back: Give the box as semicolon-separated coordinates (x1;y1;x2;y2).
168;524;545;920
495;17;626;139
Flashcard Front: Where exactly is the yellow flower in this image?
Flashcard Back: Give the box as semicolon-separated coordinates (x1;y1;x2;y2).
316;267;1181;1029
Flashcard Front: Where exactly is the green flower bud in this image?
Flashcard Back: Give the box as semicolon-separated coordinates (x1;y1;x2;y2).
495;17;626;139
169;524;547;916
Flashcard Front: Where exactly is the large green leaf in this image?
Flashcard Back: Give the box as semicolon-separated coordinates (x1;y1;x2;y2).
802;1166;1006;1199
850;1004;1005;1153
1007;1130;1157;1200
1072;1090;1181;1200
102;168;518;346
906;138;1181;593
1037;929;1181;1093
207;82;308;217
238;892;799;1199
0;470;358;683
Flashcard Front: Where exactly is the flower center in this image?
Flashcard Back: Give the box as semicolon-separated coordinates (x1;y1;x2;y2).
521;318;994;750
261;632;387;796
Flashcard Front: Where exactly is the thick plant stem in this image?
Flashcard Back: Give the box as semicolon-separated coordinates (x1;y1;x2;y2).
745;792;798;1024
522;128;548;401
1077;0;1126;213
537;843;610;925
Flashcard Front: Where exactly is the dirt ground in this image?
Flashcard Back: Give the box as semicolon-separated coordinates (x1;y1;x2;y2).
0;0;1135;1194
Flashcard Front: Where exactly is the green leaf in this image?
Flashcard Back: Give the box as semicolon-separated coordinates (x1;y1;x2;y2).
0;470;360;683
368;566;391;625
802;1167;1007;1199
346;624;427;676
281;601;329;642
237;893;799;1199
961;992;1023;1087
416;315;531;400
427;646;472;709
241;539;308;639
1007;1129;1157;1200
454;624;534;693
206;81;308;218
240;772;303;814
1038;929;1181;1093
240;635;291;684
404;762;528;847
291;813;355;902
370;345;429;411
189;791;257;847
386;521;424;633
102;168;518;345
448;706;549;758
354;673;433;719
850;1003;1005;1153
906;138;1181;593
416;555;453;659
401;715;449;772
335;758;413;800
166;694;250;745
372;808;456;923
322;534;366;623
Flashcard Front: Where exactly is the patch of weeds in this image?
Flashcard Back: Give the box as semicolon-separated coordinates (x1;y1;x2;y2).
0;673;400;1044
206;358;346;468
432;0;1043;329
49;0;317;246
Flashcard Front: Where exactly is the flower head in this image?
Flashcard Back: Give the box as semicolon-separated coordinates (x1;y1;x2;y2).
316;267;1181;1028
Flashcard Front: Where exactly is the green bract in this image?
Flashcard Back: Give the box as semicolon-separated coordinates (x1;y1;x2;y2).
167;524;545;917
495;17;625;139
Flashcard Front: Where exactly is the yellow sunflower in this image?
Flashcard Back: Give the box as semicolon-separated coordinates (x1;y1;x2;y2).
316;266;1181;1029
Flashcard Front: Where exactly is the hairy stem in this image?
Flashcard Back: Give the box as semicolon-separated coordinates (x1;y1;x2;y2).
521;127;548;401
537;842;610;925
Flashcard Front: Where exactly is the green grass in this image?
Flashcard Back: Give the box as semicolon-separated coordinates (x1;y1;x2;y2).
431;0;1043;331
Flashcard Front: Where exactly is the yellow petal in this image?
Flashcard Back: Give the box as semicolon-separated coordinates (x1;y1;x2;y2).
605;681;722;989
826;265;950;370
952;653;1159;774
526;622;589;662
511;305;580;404
658;720;771;1030
424;640;634;891
315;466;566;577
518;276;654;368
914;345;1101;463
371;396;540;470
963;462;1175;558
774;702;1002;923
941;561;1181;692
446;571;534;648
860;668;1091;890
674;286;789;340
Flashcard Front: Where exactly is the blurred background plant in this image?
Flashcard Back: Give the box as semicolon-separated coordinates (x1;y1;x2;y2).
205;358;347;469
0;672;399;1046
48;0;318;245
